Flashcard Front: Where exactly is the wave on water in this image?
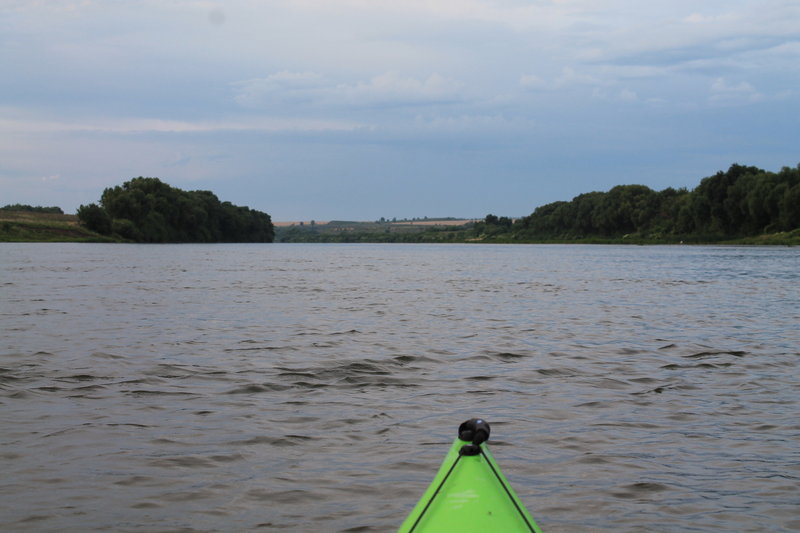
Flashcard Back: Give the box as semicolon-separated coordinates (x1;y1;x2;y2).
1;244;798;532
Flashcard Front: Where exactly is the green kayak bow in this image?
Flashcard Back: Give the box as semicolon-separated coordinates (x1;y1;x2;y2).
399;419;542;532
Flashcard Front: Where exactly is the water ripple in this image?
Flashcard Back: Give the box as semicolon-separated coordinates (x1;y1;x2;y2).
1;243;798;532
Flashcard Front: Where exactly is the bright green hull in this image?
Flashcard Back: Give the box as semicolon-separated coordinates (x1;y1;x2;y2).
399;436;542;532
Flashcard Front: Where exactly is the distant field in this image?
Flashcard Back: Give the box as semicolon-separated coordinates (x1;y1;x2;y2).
0;211;76;223
273;221;330;227
390;219;474;226
274;219;473;227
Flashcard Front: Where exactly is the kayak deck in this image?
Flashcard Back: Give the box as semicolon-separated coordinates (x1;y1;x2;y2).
399;419;542;532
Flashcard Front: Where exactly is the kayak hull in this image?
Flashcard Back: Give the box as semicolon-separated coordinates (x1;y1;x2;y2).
398;437;542;532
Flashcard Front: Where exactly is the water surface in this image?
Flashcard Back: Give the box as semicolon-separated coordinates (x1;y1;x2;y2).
1;243;798;532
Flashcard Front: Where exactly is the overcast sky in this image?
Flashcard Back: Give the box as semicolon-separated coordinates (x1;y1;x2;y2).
1;1;798;220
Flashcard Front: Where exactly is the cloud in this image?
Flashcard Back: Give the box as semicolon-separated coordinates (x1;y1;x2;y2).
0;112;364;136
619;88;639;102
519;67;605;92
232;71;327;108
518;74;547;91
2;0;799;218
289;0;568;31
588;87;643;104
232;70;463;110
709;77;763;105
342;71;463;106
605;2;800;70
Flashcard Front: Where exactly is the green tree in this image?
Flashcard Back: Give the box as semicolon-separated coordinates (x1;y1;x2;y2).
781;183;800;230
510;162;798;242
77;203;112;234
82;177;274;243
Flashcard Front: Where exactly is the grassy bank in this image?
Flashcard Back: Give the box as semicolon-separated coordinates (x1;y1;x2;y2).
719;229;800;245
276;219;800;245
470;231;800;246
0;211;116;242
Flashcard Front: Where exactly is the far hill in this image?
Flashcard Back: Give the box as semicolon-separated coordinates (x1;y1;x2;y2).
274;218;475;243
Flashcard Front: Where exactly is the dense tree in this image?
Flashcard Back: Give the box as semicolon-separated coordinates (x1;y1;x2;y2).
78;177;273;243
510;163;799;241
76;203;112;235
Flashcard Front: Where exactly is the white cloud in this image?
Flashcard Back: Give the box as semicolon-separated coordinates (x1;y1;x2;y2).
409;113;537;139
232;70;463;110
342;72;463;106
555;67;603;88
709;77;763;105
520;66;608;93
232;71;327;108
519;74;547;90
0;112;364;136
619;88;639;102
289;0;569;31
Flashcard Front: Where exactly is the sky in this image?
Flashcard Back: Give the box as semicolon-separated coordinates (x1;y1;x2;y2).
1;1;798;221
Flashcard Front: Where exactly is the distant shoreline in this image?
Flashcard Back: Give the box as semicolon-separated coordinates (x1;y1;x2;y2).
273;219;474;227
2;211;797;245
272;218;799;246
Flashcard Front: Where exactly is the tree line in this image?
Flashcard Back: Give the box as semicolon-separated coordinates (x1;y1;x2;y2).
476;163;800;241
78;177;274;243
2;204;64;214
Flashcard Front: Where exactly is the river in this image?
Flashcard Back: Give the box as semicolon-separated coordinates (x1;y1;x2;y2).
1;243;798;532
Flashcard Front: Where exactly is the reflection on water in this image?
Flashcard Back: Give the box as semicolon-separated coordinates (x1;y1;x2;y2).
1;243;798;532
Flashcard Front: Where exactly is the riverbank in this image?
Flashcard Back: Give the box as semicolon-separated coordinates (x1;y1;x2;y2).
3;211;798;245
0;211;115;242
275;218;800;245
473;230;800;246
